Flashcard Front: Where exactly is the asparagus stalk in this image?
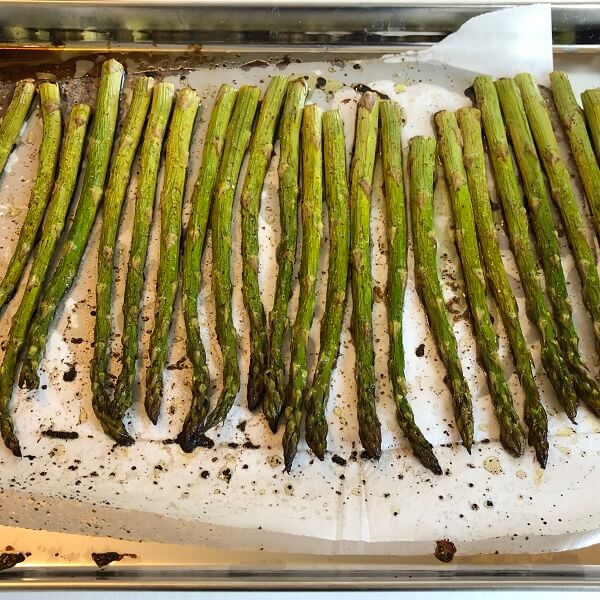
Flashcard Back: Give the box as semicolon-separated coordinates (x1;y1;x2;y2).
435;110;525;457
582;88;600;163
178;84;237;452
0;79;36;176
349;92;381;459
263;78;309;432
282;104;323;472
0;104;90;456
145;88;200;425
550;71;600;243
90;76;154;438
19;59;124;391
110;83;175;439
380;101;442;472
0;82;61;311
241;75;288;411
496;78;600;416
202;85;261;432
517;74;600;355
408;136;474;450
304;109;350;461
473;75;577;421
457;106;548;467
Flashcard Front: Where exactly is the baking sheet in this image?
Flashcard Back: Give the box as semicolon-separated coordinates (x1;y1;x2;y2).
1;4;600;557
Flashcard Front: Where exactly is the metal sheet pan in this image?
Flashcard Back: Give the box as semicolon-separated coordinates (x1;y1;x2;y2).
0;1;600;589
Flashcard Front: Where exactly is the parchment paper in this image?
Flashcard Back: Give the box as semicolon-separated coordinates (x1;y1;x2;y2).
2;4;600;557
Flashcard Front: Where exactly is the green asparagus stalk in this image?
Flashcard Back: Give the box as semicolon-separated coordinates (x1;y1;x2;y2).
304;109;350;461
457;106;548;467
380;100;442;472
517;74;600;363
145;87;200;425
202;85;261;432
263;78;308;432
582;88;600;163
550;71;600;243
0;104;90;456
178;84;237;452
19;59;124;391
435;110;525;457
241;75;287;411
282;103;323;472
0;79;36;176
349;92;381;459
90;76;154;439
495;78;600;417
408;136;474;450
0;82;61;311
473;75;577;421
110;83;175;438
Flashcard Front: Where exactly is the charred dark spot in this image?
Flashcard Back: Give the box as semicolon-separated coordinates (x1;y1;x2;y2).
415;343;425;357
0;552;25;571
435;539;457;563
316;76;327;89
70;337;83;344
352;83;389;99
220;468;232;484
464;85;476;104
41;430;79;440
237;420;247;432
63;364;77;382
331;454;347;466
91;552;136;568
200;470;210;479
243;440;260;450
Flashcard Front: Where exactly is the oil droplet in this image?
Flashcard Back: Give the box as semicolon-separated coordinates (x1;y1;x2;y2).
351;487;361;496
516;470;527;479
556;427;575;437
284;484;294;496
483;456;502;475
534;467;544;486
333;406;342;417
393;83;407;94
556;445;571;455
78;407;88;424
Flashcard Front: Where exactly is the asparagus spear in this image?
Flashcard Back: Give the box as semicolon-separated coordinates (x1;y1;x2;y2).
457;106;548;467
0;79;36;176
110;83;175;439
241;75;287;411
178;84;237;452
19;59;124;391
0;82;61;311
145;88;200;425
496;78;600;416
379;100;442;472
282;103;323;472
263;78;308;432
349;92;381;459
0;104;90;456
90;76;154;438
550;71;600;243
517;74;600;355
582;88;600;163
408;137;474;452
473;75;577;421
435;110;525;456
202;86;261;432
304;109;350;461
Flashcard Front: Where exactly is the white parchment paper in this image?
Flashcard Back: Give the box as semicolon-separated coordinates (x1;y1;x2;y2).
1;4;599;557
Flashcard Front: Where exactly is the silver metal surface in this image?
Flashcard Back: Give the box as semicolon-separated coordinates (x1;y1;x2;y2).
0;1;599;590
0;2;598;48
